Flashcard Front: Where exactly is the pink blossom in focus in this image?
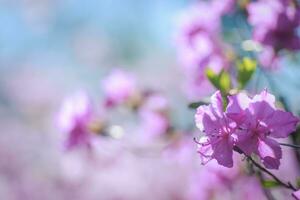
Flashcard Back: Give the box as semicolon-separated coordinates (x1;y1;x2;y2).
57;91;93;150
195;91;237;167
102;69;137;107
195;90;299;169
227;90;299;169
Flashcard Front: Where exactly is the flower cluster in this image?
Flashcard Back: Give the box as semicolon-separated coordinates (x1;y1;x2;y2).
247;0;300;68
57;91;95;150
57;69;173;151
101;69;138;107
176;1;233;100
195;90;299;169
138;93;170;141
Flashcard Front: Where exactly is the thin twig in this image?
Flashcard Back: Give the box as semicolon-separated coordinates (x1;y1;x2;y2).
246;155;297;191
245;157;276;200
257;170;276;200
279;143;300;149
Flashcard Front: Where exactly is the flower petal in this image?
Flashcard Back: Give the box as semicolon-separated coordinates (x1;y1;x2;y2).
210;90;224;117
212;137;233;168
197;136;214;164
195;105;211;132
266;110;299;138
252;89;276;109
226;92;250;124
235;129;258;156
257;138;282;169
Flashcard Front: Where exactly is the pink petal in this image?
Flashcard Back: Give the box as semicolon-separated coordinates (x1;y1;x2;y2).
257;138;282;169
212;137;233;168
235;129;258;156
195;105;211;132
210;90;224;117
226;92;250;124
197;136;214;164
202;112;221;136
266;110;299;138
249;101;275;121
252;89;276;108
210;90;223;117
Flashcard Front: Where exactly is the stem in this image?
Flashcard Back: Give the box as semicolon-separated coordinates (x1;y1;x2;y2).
256;170;276;200
246;157;276;200
246;155;297;191
279;142;300;149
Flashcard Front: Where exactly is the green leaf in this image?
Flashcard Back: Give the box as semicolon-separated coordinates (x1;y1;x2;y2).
262;180;280;188
219;70;231;93
237;57;256;89
188;100;209;109
206;68;231;95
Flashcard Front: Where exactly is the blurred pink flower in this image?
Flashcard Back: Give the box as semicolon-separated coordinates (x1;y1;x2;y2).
232;176;267;200
247;0;300;68
138;94;170;141
176;2;230;100
102;69;137;107
258;47;280;69
57;91;93;150
212;0;236;16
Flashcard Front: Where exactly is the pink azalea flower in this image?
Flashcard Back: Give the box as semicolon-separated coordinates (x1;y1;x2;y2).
258;47;280;69
212;0;236;16
227;90;299;169
102;69;137;107
247;0;300;68
195;91;237;167
248;0;300;49
176;2;230;100
57;91;93;150
195;90;299;169
184;74;215;101
138;94;170;140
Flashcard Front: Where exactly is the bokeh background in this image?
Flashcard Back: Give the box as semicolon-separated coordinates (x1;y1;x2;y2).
0;0;300;199
0;0;196;131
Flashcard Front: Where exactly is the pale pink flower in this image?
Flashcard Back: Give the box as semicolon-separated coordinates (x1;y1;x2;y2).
138;94;170;140
175;2;230;100
102;69;137;107
57;91;93;150
247;0;300;68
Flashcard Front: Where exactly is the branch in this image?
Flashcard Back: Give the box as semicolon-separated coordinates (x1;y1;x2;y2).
246;155;297;191
234;146;297;191
256;170;276;200
246;158;276;200
279;142;300;149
